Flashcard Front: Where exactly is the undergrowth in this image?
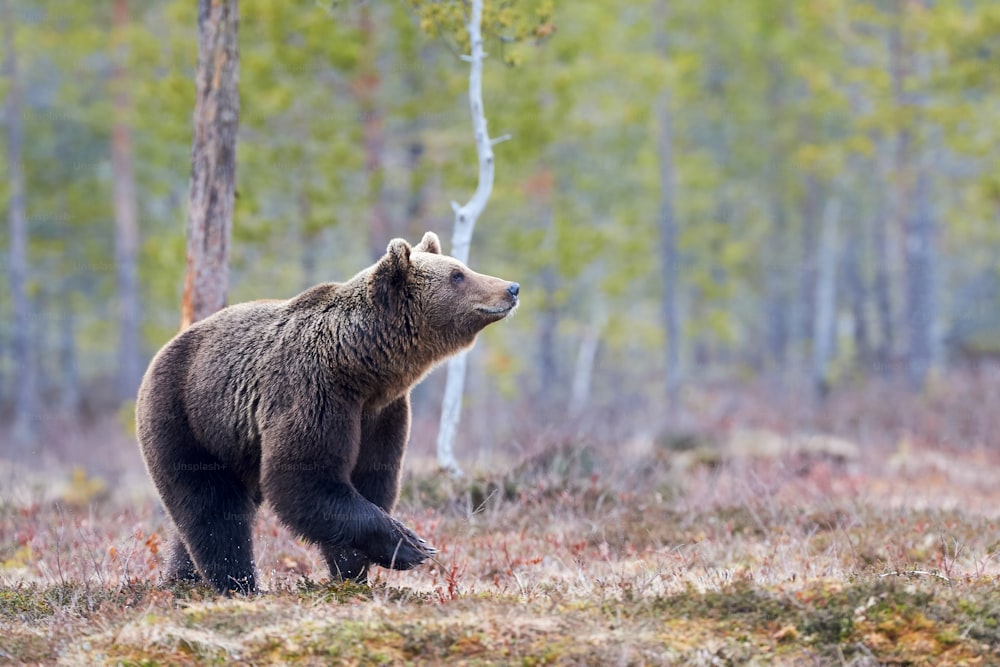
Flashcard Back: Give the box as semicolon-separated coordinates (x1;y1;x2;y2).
2;432;999;665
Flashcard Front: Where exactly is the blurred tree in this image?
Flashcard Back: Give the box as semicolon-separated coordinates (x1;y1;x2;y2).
4;0;37;446
357;3;392;261
812;196;840;397
111;0;142;398
654;0;680;407
181;0;239;329
886;0;938;389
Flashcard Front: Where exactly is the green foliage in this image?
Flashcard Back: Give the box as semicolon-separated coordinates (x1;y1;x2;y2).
405;0;554;62
2;0;1000;415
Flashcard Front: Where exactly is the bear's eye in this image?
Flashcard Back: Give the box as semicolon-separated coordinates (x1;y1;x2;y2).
451;270;465;285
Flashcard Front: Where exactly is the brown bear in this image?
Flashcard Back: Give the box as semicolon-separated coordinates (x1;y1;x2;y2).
136;232;519;594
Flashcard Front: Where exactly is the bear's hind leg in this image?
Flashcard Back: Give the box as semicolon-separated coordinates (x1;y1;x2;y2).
163;533;200;583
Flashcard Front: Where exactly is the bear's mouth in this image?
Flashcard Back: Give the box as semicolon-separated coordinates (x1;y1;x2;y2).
474;302;516;319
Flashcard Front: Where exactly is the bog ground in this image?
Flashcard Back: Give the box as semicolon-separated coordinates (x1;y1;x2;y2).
2;390;1000;665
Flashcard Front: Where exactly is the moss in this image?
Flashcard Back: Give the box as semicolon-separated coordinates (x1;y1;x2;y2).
801;602;854;645
164;579;218;602
956;595;1000;647
649;582;792;626
398;624;462;660
293;575;373;603
0;585;55;620
0;581;161;623
271;620;404;663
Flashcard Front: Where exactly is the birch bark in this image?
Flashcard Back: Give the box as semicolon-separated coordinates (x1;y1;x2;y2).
436;0;503;474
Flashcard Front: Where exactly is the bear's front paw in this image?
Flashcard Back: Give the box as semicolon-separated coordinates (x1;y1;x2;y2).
368;519;436;571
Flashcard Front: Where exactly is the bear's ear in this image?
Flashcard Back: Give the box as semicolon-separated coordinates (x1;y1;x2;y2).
370;238;412;305
413;231;442;255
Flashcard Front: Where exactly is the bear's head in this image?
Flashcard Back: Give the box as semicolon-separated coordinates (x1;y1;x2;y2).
369;232;519;352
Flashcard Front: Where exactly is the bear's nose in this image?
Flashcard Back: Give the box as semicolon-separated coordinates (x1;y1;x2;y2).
507;283;520;298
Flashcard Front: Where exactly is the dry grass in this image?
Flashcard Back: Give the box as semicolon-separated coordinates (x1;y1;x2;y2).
2;396;1000;665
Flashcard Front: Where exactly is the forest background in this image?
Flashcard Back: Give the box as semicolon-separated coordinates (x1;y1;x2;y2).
3;0;1000;468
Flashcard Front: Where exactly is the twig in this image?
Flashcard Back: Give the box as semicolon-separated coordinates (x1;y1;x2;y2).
117;531;141;593
878;569;951;582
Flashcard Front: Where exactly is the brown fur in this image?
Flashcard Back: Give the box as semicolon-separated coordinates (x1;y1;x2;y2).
136;232;518;593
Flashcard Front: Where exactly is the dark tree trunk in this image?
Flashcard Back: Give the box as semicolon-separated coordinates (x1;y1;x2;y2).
181;0;239;329
4;0;37;446
112;0;142;398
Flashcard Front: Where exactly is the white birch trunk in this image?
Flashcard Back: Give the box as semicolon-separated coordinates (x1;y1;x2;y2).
436;0;503;475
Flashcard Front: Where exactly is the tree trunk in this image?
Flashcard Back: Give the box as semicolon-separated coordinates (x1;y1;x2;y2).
765;199;790;369
358;4;391;260
436;0;502;475
871;175;895;374
797;175;821;371
654;0;680;407
112;0;142;399
537;264;559;407
889;33;914;381
763;61;790;371
812;197;840;397
4;0;37;446
887;6;938;389
299;191;320;290
404;135;427;234
844;229;872;370
905;167;937;389
58;290;79;414
396;2;428;237
569;306;605;419
181;0;239;329
533;170;559;411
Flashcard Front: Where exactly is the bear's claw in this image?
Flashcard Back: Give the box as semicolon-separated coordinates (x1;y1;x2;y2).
366;520;436;570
